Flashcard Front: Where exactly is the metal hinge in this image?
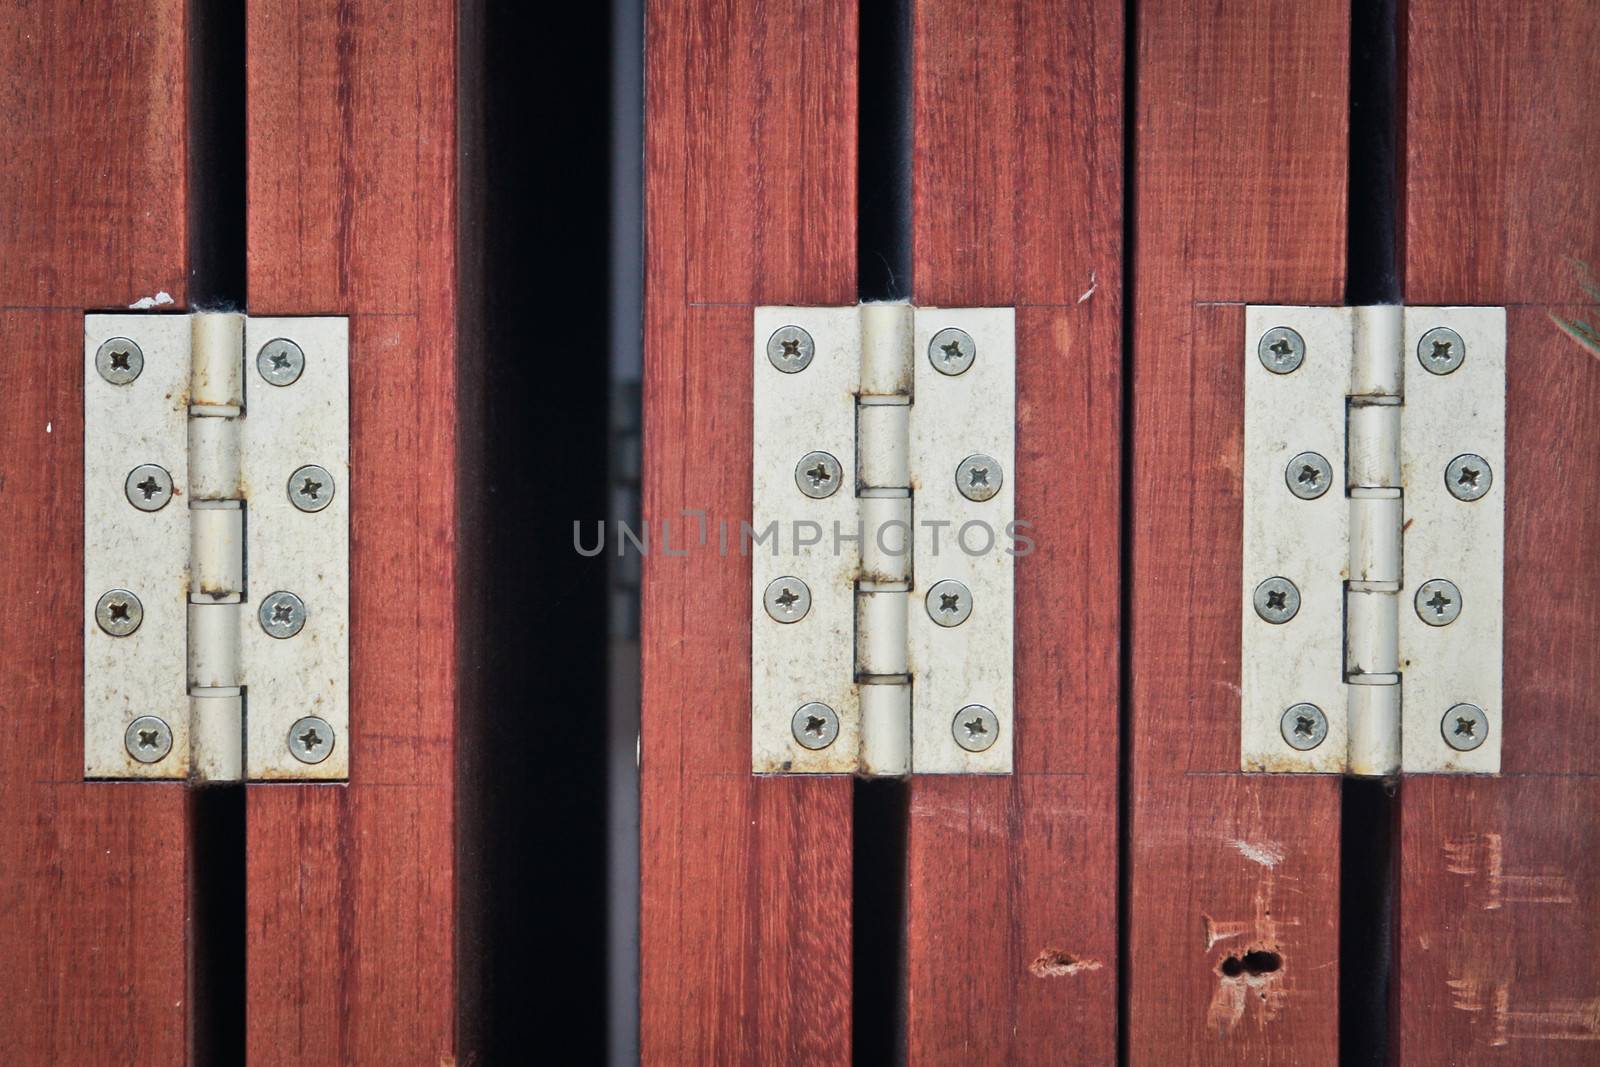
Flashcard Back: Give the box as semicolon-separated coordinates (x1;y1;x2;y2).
752;304;1015;776
1242;305;1504;776
85;312;349;782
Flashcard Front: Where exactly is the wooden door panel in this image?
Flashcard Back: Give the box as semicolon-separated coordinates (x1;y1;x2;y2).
1399;2;1600;1060
1128;1;1350;1058
0;2;191;1061
640;2;859;1062
243;2;461;1062
906;1;1124;1061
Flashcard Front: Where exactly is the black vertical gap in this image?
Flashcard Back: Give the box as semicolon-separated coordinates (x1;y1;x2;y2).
854;1;913;1064
858;0;913;303
1340;779;1399;1065
1344;2;1402;1065
1347;0;1401;307
188;787;245;1065
1115;0;1137;1063
187;0;245;309
853;779;909;1066
186;0;247;1063
462;0;614;1063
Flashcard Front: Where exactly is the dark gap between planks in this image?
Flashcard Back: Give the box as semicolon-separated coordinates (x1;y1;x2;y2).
186;0;248;1061
1342;1;1402;1064
854;1;913;1064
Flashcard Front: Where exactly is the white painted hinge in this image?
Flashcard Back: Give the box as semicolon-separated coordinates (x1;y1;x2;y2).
752;304;1015;776
1242;305;1504;776
85;313;349;782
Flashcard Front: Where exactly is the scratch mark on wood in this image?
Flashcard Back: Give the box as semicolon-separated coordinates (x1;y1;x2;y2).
1028;949;1103;978
1444;833;1577;909
1228;837;1285;868
1450;975;1600;1046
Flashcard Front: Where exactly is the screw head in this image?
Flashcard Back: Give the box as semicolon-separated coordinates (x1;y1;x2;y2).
925;579;973;627
258;590;307;638
1257;326;1305;374
1414;578;1462;626
1445;453;1492;502
929;327;976;375
1418;326;1465;375
791;702;839;750
95;337;145;385
794;451;843;499
1442;703;1488;752
1285;451;1333;500
952;704;999;752
955;453;1003;502
288;715;335;764
288;464;336;512
1280;703;1328;751
125;715;173;763
1253;576;1300;624
766;325;815;373
125;464;174;511
763;576;811;623
94;588;144;636
257;338;306;386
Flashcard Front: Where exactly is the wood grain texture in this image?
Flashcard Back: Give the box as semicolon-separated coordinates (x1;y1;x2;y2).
1127;0;1349;1059
244;1;459;1063
1399;3;1600;1061
907;0;1122;1061
640;1;857;1061
0;1;190;1061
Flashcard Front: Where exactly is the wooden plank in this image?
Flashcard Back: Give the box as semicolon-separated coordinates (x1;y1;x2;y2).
0;1;191;1061
639;0;858;1061
243;2;459;1062
1127;0;1350;1058
905;0;1123;1061
1399;2;1600;1060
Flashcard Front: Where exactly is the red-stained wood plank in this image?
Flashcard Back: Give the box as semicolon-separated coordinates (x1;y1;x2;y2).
1399;3;1600;1061
0;2;191;1062
1128;1;1350;1059
907;1;1122;1061
640;1;858;1061
243;2;459;1063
